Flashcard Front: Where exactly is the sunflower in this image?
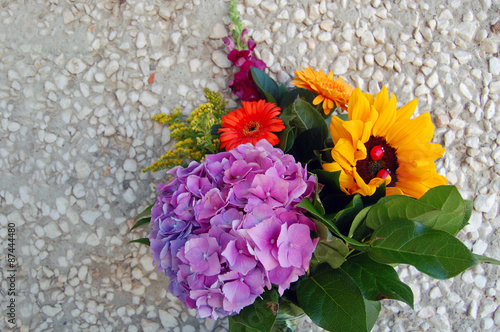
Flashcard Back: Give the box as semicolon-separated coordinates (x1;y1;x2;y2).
323;86;447;198
218;100;285;151
291;67;353;115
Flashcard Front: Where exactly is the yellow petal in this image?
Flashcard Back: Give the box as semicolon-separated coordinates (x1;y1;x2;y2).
372;90;397;137
348;89;371;122
395;98;418;122
330;115;349;145
386;113;434;146
313;94;325;105
331;138;356;170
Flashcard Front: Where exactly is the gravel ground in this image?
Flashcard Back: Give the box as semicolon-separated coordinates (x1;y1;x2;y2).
1;0;500;331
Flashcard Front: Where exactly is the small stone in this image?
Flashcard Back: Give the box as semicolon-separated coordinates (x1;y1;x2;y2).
291;8;306;24
360;31;376;48
86;233;100;246
136;32;147;49
55;198;69;215
139;91;158;107
252;29;271;43
320;20;335;32
159;309;178;329
66;58;88;74
44;222;62;239
469;300;479;319
123;159;137;172
212;51;232;68
332;55;349;75
373;27;386;43
141;319;160;332
42;305;62;317
105;60;119;77
78;266;88;280
474;194;497;212
245;0;261;7
63;9;76;25
459;83;473;100
81;210;102;226
73;183;86;198
489;57;500;76
454;51;472;64
75;160;91;179
457;21;478;42
209;23;227;39
123;188;136;204
426;72;439;88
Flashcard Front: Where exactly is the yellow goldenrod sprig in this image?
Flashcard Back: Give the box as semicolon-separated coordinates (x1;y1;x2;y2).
143;89;230;172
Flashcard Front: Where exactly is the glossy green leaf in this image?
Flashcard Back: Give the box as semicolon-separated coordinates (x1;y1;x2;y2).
365;186;468;236
128;238;150;246
297;265;367;332
369;220;478;279
130;217;151;231
334;194;364;235
311;238;350;269
364;299;381;332
250;67;280;104
296;198;369;249
341;254;414;308
291;99;328;138
348;206;372;238
228;288;278;332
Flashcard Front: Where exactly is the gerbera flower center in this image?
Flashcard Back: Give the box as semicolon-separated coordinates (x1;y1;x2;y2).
242;121;261;136
357;136;398;186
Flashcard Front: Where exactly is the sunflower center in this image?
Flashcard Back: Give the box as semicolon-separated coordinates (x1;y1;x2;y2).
242;121;261;136
356;136;398;187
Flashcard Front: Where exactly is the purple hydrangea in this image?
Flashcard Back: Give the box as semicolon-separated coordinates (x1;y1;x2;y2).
149;139;318;319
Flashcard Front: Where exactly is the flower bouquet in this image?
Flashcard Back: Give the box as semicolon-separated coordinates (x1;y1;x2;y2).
130;2;500;331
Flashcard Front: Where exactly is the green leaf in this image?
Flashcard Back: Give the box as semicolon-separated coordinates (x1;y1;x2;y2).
292;127;324;164
311;238;350;269
128;238;150;246
474;254;500;265
341;253;414;308
348;206;372;238
297;265;367;332
461;199;473;230
296;198;369;249
130;217;151;231
419;185;464;213
277;123;295;153
334;194;364;235
250;67;280;104
291;99;328;138
278;88;317;110
228;288;279;332
131;203;154;231
365;188;468;236
364;299;381;332
369;220;478;279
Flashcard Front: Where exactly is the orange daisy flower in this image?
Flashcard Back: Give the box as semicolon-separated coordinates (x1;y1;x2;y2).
218;100;285;151
292;67;353;115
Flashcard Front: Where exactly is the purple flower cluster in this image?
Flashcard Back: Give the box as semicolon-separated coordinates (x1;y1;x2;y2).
223;30;266;101
149;140;318;319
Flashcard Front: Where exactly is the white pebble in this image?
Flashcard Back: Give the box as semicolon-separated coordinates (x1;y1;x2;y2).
474;194;497;212
81;210;102;226
136;32;147;49
332;55;349;75
44;222;62;239
139;91;158;107
66;58;88;75
211;51;232;68
123;159;137;172
291;8;306;24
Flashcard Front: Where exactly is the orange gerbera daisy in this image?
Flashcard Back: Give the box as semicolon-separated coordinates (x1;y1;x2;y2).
218;100;285;151
291;67;353;115
323;86;447;198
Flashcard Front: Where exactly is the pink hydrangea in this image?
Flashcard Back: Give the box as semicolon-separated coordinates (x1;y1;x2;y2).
149;139;318;319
